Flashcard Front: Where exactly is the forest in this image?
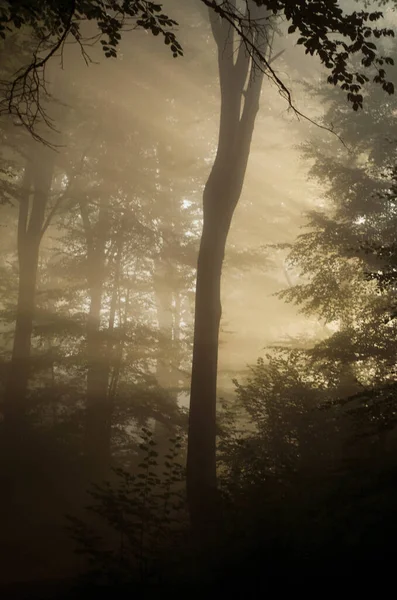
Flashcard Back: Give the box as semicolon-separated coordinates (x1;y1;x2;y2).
1;0;397;595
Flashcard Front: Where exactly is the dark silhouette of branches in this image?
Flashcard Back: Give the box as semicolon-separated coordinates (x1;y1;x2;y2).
0;1;182;142
0;0;395;143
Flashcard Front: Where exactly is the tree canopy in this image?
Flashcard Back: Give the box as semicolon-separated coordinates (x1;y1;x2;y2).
0;0;396;139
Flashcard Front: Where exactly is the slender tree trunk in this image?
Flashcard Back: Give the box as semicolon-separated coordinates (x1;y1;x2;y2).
172;290;182;388
186;2;270;537
152;148;182;450
85;277;110;472
82;198;114;475
187;209;230;530
4;146;55;425
154;259;174;387
152;237;177;472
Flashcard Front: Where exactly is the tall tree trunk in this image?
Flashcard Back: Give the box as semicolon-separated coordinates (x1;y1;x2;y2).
153;233;178;471
153;140;182;451
81;197;113;475
4;145;55;426
85;275;110;473
154;259;174;388
186;2;270;536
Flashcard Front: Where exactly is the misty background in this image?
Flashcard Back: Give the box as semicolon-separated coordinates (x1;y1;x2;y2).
1;0;397;591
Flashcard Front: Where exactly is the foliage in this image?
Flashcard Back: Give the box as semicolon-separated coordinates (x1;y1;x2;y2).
202;0;395;110
67;427;188;587
0;0;183;138
274;36;397;441
1;0;396;140
215;354;397;574
220;350;344;481
263;0;395;106
0;1;182;54
358;166;397;321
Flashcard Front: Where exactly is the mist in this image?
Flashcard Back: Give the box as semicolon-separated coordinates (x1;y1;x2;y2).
1;0;397;594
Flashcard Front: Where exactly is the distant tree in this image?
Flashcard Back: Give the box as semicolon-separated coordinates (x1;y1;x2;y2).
0;53;195;464
276;37;397;441
3;141;56;426
0;87;67;428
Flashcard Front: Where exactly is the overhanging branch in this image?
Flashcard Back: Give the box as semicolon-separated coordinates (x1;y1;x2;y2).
202;0;349;148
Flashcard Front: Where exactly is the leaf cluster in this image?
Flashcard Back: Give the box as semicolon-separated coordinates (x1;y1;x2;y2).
67;427;187;585
270;0;396;110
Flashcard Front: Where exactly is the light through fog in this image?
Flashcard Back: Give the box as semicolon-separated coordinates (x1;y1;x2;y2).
2;4;348;394
0;1;385;411
2;0;397;590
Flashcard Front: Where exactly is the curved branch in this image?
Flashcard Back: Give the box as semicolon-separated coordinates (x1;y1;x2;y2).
7;1;76;116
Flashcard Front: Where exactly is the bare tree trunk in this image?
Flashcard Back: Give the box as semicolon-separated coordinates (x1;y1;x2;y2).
154;259;174;388
152;140;183;452
85;276;110;472
81;197;112;475
186;2;270;537
4;145;55;426
152;233;178;475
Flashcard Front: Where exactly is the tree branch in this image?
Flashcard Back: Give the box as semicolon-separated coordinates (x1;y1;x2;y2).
202;0;349;148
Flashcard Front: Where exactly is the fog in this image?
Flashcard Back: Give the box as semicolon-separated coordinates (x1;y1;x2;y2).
1;0;397;594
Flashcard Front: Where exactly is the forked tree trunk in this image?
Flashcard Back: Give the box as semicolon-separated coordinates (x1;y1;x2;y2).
186;2;270;537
